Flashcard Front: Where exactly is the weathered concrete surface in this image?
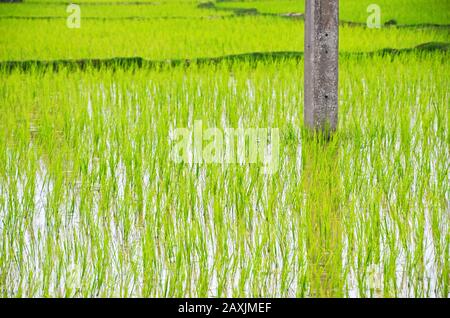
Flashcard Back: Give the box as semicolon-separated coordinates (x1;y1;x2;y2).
304;0;339;133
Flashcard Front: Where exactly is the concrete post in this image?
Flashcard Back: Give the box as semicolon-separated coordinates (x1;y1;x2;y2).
304;0;339;133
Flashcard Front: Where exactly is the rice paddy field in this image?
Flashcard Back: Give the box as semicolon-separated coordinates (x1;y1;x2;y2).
0;0;449;298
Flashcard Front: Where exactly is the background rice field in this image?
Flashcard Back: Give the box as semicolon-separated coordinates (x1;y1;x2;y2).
0;0;449;297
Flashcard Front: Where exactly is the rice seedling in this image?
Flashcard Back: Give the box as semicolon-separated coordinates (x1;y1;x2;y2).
0;1;232;18
0;50;448;297
1;16;449;61
0;0;448;298
215;0;450;25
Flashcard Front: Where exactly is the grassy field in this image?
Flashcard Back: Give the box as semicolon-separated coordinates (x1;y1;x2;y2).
0;0;449;297
214;0;450;25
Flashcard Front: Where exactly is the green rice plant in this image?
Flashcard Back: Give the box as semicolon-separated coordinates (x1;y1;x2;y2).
0;2;232;18
214;0;450;25
0;16;448;61
0;51;448;297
